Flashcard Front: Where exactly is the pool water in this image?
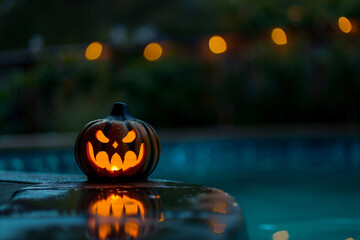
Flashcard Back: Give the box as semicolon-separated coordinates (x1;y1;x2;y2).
215;173;360;240
0;136;359;239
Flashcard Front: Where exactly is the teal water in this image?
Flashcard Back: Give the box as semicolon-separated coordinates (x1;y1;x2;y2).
213;174;360;240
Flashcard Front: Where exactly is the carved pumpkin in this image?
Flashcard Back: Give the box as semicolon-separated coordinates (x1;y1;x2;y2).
75;102;160;180
79;188;163;240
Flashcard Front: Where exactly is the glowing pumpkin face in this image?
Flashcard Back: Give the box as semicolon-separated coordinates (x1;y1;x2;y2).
86;129;145;172
75;102;160;180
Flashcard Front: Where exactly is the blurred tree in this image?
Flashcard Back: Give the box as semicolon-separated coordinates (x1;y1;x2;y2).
0;0;359;133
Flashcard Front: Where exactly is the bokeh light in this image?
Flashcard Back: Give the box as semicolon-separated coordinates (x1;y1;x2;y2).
208;35;227;54
271;28;287;45
338;16;352;33
272;230;289;240
143;42;163;61
287;6;302;22
85;42;103;60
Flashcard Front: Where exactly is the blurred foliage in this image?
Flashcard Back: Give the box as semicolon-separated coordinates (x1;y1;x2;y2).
0;0;360;133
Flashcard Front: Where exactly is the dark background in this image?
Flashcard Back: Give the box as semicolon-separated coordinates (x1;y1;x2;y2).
0;0;360;134
1;2;360;239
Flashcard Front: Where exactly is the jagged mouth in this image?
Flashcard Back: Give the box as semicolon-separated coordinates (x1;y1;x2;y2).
86;142;145;172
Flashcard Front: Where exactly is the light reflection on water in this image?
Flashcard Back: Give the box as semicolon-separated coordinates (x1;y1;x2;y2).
0;181;244;239
80;188;163;240
272;230;289;240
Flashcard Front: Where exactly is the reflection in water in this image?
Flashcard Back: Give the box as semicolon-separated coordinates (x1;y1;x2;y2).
90;194;145;238
207;197;234;235
0;179;246;239
213;200;227;214
158;212;165;222
272;230;289;240
211;220;226;234
79;188;163;240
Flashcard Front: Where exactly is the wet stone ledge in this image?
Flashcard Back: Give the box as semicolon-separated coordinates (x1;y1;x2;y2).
0;171;247;240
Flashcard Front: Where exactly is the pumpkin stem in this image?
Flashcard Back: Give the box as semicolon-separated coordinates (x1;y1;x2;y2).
110;102;131;120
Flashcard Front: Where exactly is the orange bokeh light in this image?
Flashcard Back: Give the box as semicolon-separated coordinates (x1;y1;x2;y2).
85;41;103;60
338;16;352;33
143;42;163;61
209;35;227;54
271;28;287;45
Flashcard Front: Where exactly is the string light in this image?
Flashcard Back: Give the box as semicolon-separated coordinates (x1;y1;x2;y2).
143;42;163;61
209;35;227;54
85;42;103;60
338;16;352;33
271;28;287;45
88;17;354;60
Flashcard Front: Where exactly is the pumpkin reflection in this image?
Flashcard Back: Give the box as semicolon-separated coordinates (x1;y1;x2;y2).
80;188;163;240
204;197;235;235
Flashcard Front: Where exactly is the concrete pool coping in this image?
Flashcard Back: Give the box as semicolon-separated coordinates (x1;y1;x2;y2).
0;171;246;240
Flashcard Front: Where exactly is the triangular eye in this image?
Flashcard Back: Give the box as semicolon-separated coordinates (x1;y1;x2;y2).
95;130;109;143
122;129;136;143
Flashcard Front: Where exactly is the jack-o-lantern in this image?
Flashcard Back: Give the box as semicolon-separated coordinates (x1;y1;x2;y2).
75;102;160;180
79;188;163;240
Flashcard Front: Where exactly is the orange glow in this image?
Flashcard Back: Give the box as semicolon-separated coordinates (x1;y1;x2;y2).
86;134;145;172
271;28;287;45
208;35;227;54
88;129;138;173
212;222;226;234
143;42;163;61
88;218;95;230
86;141;96;164
98;224;111;240
122;129;137;143
90;194;145;220
124;150;138;166
272;230;289;240
89;193;146;239
350;20;358;33
111;166;119;171
95;130;109;143
158;212;165;222
338;16;352;33
125;219;140;238
213;201;227;214
85;41;103;60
